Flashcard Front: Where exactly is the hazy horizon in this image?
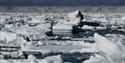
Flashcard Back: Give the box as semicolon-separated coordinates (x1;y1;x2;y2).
0;0;125;6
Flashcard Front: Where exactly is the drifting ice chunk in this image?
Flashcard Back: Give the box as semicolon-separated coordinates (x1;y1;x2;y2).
0;19;6;24
82;25;94;30
28;55;37;60
0;19;7;28
121;16;125;21
68;10;83;25
53;24;72;30
28;18;41;24
41;55;63;63
0;60;8;63
28;18;42;26
0;31;17;42
82;54;115;63
83;33;125;63
53;24;72;35
94;33;125;61
5;24;15;29
28;55;37;63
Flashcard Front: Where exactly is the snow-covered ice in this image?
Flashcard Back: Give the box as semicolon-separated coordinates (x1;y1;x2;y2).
41;55;63;63
0;31;17;42
83;33;125;63
68;10;83;25
0;12;125;63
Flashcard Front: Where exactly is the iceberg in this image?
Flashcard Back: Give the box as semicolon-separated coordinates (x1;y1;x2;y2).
68;10;83;25
83;33;125;63
41;55;63;63
83;54;116;63
94;33;125;61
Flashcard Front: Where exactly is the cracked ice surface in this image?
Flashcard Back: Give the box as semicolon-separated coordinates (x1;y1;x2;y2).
0;12;125;63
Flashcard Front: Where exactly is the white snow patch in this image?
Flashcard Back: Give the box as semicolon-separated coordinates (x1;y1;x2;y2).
5;24;15;29
83;33;125;63
94;33;125;60
41;55;63;63
28;55;37;60
68;10;82;25
28;18;41;24
83;54;116;63
0;31;17;42
0;18;6;24
82;25;94;30
70;41;98;53
53;23;72;30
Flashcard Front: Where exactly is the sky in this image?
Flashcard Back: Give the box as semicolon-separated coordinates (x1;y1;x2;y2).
0;0;125;6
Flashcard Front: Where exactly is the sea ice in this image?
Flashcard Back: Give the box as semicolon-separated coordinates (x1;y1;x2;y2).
83;33;125;63
0;31;17;42
41;55;63;63
68;10;83;25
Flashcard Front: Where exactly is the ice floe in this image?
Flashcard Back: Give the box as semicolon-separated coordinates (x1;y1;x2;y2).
83;33;125;63
68;10;83;25
41;55;63;63
0;31;17;42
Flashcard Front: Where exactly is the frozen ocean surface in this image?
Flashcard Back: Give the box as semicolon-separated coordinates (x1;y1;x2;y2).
0;12;125;63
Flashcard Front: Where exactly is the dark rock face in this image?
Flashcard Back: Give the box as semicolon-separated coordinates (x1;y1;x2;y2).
76;10;84;21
